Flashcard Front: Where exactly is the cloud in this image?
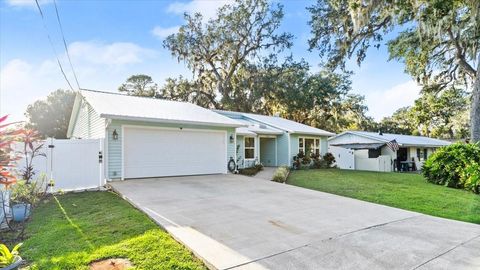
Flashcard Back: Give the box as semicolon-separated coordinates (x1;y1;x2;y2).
0;41;159;122
0;59;60;123
67;41;157;66
167;0;232;20
151;25;180;39
364;80;421;121
5;0;52;8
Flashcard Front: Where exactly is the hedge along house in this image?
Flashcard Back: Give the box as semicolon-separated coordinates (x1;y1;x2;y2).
67;90;245;180
67;90;335;181
216;111;335;169
328;131;451;172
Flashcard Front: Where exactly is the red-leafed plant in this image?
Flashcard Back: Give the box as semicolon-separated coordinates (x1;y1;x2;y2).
0;115;23;188
18;129;45;183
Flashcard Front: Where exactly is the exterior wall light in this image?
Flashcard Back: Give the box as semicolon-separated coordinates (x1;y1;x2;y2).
229;134;234;143
112;129;119;140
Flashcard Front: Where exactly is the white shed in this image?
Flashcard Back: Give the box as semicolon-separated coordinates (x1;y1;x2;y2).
328;131;451;172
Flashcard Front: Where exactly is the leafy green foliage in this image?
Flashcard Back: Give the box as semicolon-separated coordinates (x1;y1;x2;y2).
238;164;263;176
163;0;292;109
423;143;480;193
294;152;336;169
272;166;289;183
0;243;22;267
158;0;377;132
118;74;159;97
25;90;76;139
10;178;46;205
288;169;480;224
308;0;480;142
378;107;419;135
410;88;469;138
22;191;205;269
378;88;470;139
322;153;335;167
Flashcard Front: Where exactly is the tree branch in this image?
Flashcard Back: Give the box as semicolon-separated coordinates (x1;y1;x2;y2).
447;28;476;77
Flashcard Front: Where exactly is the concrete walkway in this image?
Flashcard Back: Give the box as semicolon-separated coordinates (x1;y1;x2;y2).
252;167;276;181
110;174;480;270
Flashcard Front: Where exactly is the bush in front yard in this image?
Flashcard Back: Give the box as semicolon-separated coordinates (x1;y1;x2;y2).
238;164;263;176
272;166;289;183
423;143;480;193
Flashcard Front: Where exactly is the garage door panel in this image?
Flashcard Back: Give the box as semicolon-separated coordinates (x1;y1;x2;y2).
124;127;226;178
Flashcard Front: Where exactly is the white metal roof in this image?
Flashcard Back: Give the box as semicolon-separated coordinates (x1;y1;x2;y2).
79;90;244;127
216;110;335;136
234;118;283;136
330;131;451;147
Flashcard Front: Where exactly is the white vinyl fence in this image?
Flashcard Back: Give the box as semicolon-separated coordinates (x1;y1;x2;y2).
13;138;104;192
328;146;355;170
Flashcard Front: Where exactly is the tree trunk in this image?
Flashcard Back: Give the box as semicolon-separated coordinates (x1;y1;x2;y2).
471;56;480;143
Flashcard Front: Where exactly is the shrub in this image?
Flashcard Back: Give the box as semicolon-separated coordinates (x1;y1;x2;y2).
323;153;335;167
238;163;263;176
311;159;326;169
272;166;289;183
423;143;480;193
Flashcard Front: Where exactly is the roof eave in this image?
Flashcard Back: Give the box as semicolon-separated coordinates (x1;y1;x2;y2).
328;131;389;142
290;131;336;137
399;143;450;148
237;131;257;136
100;114;247;128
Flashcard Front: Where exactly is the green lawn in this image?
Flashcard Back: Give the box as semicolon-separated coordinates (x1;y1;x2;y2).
20;191;206;270
287;169;480;224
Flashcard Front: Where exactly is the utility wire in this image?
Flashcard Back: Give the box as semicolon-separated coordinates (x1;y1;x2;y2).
34;0;74;91
53;0;81;90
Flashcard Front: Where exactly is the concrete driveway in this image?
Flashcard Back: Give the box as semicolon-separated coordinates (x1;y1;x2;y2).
110;174;480;270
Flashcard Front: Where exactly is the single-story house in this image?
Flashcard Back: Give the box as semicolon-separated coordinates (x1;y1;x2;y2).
328;131;451;172
67;90;334;180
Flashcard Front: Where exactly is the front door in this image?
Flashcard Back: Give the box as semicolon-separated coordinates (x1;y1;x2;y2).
259;137;276;167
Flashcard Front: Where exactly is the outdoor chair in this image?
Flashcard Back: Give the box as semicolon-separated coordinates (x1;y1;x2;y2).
413;156;423;172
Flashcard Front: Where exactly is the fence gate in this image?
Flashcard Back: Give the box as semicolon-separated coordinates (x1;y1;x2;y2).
15;138;104;192
328;145;354;170
46;139;104;191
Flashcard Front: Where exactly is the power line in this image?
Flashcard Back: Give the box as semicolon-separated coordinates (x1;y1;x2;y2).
34;0;74;91
53;0;81;90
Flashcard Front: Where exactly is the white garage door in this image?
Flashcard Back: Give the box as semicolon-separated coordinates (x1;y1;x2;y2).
123;127;227;179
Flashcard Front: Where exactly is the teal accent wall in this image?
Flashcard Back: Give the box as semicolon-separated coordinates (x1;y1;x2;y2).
107;119;235;179
260;137;276;166
290;134;300;162
276;133;289;166
236;135;244;168
71;99;105;139
290;134;330;165
320;137;328;155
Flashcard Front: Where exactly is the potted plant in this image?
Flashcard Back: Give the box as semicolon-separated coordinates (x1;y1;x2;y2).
0;243;22;270
9;129;46;222
10;178;45;222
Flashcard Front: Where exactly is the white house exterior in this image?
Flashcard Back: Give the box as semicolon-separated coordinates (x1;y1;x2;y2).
67;90;334;181
328;131;451;172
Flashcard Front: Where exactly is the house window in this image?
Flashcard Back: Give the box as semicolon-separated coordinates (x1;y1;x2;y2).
298;138;320;156
417;148;428;161
244;137;255;159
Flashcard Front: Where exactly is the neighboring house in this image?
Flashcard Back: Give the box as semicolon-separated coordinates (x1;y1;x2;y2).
67;90;334;180
328;131;451;172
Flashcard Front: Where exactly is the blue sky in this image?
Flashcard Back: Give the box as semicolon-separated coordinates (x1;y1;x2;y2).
0;0;420;122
